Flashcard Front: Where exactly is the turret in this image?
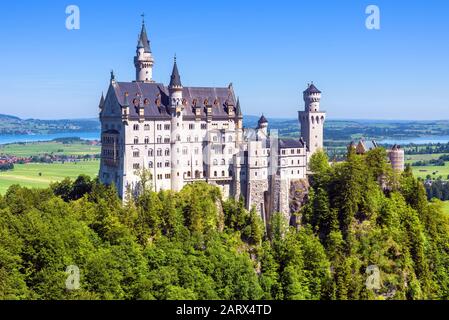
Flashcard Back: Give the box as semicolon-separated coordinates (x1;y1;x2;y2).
134;17;154;83
298;83;326;157
257;114;268;139
303;83;322;112
169;56;184;192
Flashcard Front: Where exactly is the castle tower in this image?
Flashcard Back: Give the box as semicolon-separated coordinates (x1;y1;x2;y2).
257;114;268;140
169;56;184;192
298;83;326;157
388;145;405;172
134;17;154;83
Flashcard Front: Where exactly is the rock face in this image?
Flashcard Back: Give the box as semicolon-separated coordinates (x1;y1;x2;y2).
289;179;310;215
247;180;269;223
268;177;310;227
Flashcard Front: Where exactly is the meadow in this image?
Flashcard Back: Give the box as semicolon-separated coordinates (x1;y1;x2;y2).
0;160;99;194
0;141;100;157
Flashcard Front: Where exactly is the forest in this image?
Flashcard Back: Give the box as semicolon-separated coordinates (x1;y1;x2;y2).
1;147;449;300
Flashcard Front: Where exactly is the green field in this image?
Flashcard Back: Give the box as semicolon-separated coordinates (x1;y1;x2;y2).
0;141;100;157
0;160;100;194
411;164;449;180
407;153;449;180
405;153;447;163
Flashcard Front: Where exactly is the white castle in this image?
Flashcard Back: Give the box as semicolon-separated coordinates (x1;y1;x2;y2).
99;20;326;224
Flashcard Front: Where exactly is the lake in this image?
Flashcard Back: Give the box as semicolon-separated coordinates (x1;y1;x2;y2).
1;132;448;146
0;131;100;145
379;136;449;145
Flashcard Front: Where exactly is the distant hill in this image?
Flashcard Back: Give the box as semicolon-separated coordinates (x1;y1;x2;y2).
1;113;448;147
0;114;100;135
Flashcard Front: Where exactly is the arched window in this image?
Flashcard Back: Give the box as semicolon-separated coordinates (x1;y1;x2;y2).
134;137;139;144
221;159;225;165
165;149;170;156
133;124;139;131
148;149;153;156
157;149;162;156
157;136;162;143
149;161;153;168
213;159;218;166
144;137;149;144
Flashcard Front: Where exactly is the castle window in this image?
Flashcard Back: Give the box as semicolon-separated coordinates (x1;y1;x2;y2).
164;136;170;143
195;136;199;142
133;124;139;131
157;136;162;143
144;137;149;144
177;135;181;142
222;171;225;177
148;149;153;156
165;161;170;167
221;159;225;165
157;124;162;130
182;148;188;155
144;124;150;131
213;159;218;166
149;161;153;168
133;163;140;170
157;162;162;168
189;124;195;130
201;124;207;130
187;136;191;142
213;136;218;142
214;171;217;177
165;149;170;156
157;149;162;156
133;151;140;158
164;124;171;130
255;172;258;177
165;174;171;179
134;137;139;144
194;148;199;155
187;171;191;177
157;174;163;180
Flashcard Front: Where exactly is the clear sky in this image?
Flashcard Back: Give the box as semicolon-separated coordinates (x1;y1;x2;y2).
0;0;448;120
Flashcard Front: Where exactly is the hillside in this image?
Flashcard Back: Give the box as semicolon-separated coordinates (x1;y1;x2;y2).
0;114;99;135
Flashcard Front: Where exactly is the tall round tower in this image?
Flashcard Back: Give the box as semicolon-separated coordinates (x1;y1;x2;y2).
388;145;405;172
169;56;184;192
298;83;326;157
134;18;154;83
257;114;268;140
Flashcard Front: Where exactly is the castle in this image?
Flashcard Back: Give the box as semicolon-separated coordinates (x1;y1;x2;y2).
98;20;326;224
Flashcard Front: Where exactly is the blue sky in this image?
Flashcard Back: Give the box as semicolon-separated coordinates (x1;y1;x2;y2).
0;0;448;120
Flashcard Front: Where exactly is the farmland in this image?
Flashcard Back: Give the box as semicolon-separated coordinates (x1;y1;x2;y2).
0;160;100;194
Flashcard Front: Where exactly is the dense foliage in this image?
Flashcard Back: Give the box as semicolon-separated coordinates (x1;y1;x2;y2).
1;148;449;300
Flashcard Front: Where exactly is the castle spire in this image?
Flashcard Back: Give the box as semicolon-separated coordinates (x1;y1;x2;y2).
134;15;154;82
169;55;182;88
137;14;151;53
